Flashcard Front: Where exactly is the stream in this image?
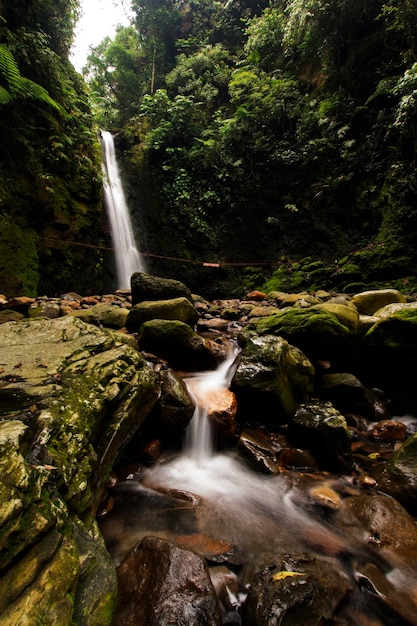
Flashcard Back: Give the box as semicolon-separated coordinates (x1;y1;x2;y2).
100;341;417;625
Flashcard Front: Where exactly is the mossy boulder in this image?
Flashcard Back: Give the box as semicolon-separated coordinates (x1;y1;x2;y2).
241;308;351;363
232;335;315;422
138;319;222;371
352;289;406;315
69;303;129;329
312;302;359;333
126;297;199;333
131;272;192;304
0;316;158;624
358;308;417;412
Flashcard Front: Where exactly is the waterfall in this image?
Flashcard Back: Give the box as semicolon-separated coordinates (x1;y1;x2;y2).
101;130;145;289
184;342;240;464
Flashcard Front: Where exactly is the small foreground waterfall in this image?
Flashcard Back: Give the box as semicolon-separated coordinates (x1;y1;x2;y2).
184;341;240;464
101;130;145;289
100;342;417;625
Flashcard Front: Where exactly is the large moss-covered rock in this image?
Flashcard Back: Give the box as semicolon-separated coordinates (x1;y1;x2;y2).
352;289;406;315
241;308;351;363
131;272;192;304
126;297;199;333
358;308;417;412
232;335;314;421
0;316;158;624
138;319;222;371
70;303;129;329
312;301;359;332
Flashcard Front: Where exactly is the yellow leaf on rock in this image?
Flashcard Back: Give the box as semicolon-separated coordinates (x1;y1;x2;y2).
271;571;305;582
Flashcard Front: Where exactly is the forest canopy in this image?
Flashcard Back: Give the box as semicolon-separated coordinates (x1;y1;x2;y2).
1;0;417;297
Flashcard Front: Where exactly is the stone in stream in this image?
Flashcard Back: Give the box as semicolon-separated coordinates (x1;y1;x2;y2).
131;271;193;304
113;535;222;625
138;319;225;371
319;372;389;421
291;400;352;472
237;427;282;473
155;367;196;430
377;432;417;513
243;552;352;626
232;334;315;422
126;296;199;333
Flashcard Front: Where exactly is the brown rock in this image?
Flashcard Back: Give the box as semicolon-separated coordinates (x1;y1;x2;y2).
114;536;221;625
6;296;35;310
80;296;100;305
244;290;268;301
370;420;407;442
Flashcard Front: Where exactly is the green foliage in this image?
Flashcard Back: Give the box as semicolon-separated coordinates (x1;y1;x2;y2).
245;6;284;71
0;4;106;296
0;217;39;296
83;26;145;128
0;44;63;112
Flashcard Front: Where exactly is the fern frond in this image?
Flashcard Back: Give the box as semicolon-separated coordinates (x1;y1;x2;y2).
0;45;21;94
19;77;64;115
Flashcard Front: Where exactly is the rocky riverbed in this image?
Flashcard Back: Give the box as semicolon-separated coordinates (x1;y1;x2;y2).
2;274;417;624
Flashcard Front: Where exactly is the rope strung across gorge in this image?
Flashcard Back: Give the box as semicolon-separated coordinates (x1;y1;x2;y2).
39;236;274;268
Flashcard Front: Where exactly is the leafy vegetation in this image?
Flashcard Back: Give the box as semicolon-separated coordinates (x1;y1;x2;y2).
0;0;106;296
1;0;417;298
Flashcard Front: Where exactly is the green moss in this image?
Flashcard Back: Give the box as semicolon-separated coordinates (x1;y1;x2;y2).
242;307;351;362
0;217;39;297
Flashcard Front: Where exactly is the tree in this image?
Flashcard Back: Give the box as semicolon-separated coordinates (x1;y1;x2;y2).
83;26;144;128
131;0;182;92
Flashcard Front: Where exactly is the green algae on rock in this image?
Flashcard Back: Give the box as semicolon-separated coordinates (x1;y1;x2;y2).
0;316;158;624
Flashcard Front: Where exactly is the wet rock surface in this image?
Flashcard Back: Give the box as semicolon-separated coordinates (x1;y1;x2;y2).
113;535;222;626
2;279;417;624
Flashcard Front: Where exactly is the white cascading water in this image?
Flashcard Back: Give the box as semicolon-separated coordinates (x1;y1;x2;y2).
183;341;240;465
100;343;417;624
101;130;145;289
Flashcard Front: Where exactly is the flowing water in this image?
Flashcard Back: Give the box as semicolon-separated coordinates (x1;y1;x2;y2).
101;341;417;625
101;130;145;289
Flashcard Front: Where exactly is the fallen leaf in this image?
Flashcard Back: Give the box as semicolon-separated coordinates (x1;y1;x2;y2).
271;571;305;582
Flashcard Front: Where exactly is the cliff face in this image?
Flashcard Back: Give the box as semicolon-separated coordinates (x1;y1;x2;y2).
0;1;110;297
